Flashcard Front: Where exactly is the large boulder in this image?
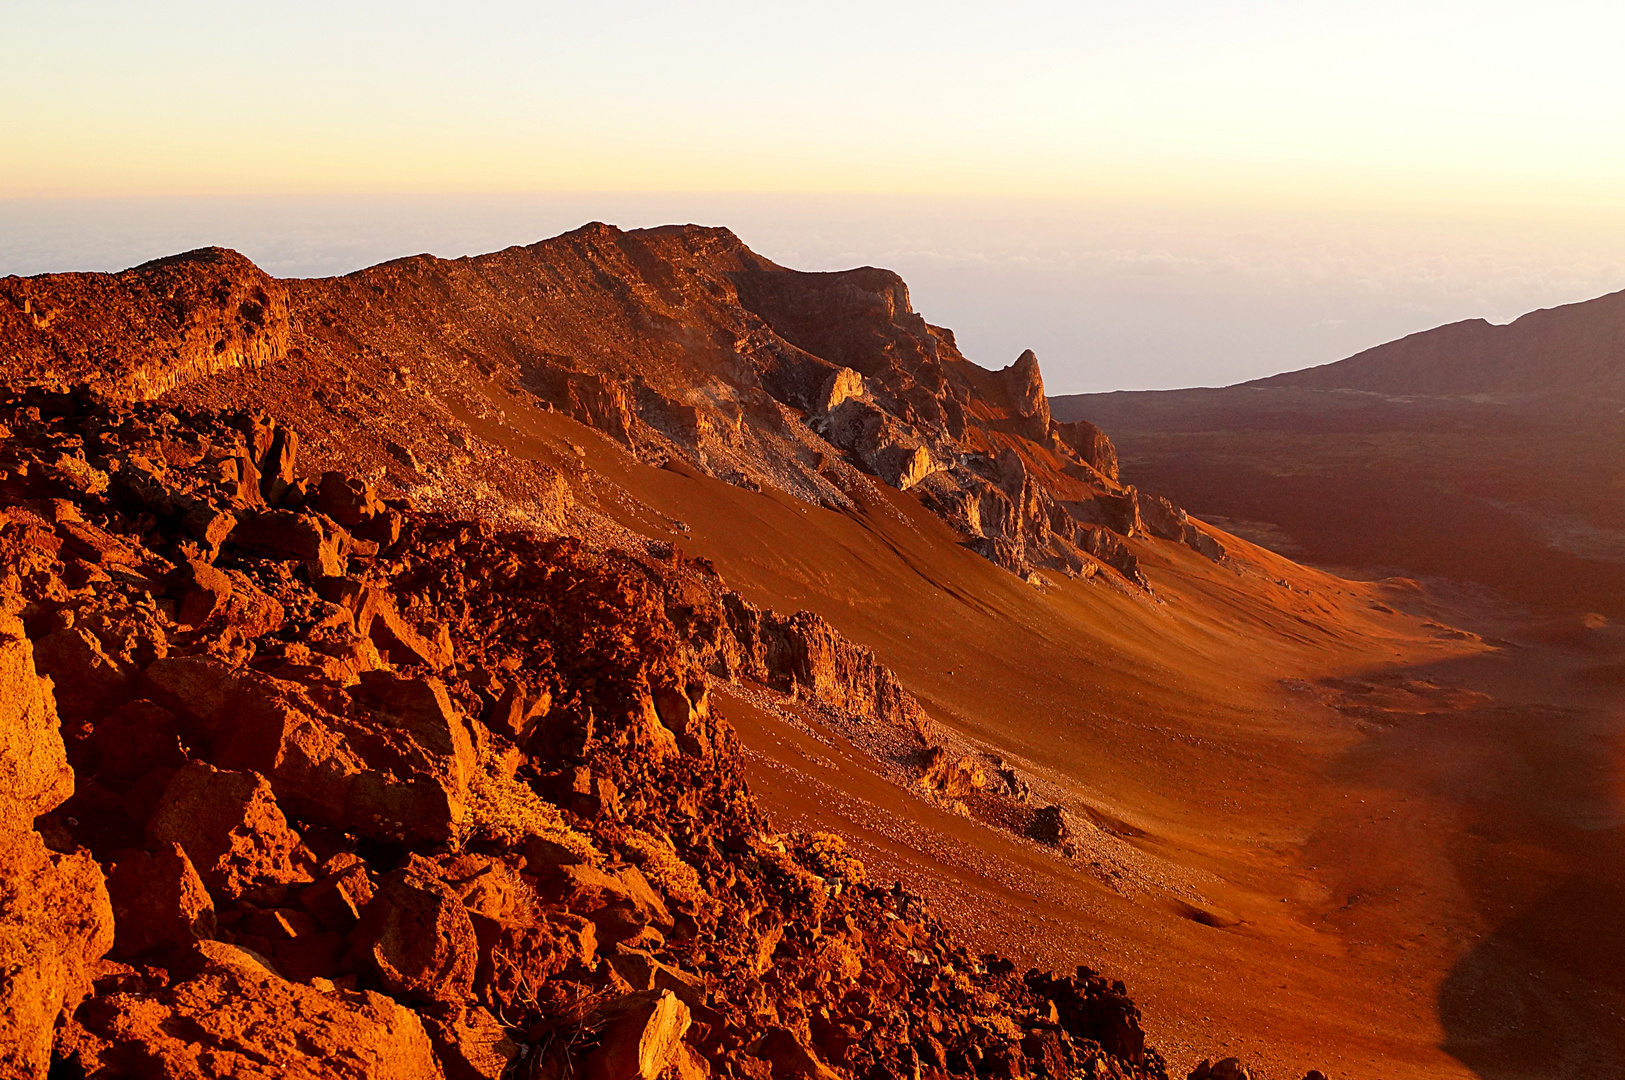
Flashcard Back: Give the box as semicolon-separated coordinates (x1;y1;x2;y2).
420;1004;520;1080
0;831;114;1080
0;613;113;1080
106;841;217;960
140;659;470;844
349;857;478;1004
63;941;446;1079
75;698;187;786
750;1026;843;1080
0;614;72;830
585;989;692;1080
146;762;311;900
30;625;128;733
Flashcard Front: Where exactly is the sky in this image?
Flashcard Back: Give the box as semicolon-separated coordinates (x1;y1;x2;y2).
4;2;1625;392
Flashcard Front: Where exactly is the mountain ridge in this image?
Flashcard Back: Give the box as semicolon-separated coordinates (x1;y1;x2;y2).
1242;285;1625;401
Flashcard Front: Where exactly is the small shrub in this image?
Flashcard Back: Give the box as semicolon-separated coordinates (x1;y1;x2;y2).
796;831;867;885
461;750;600;862
621;829;706;906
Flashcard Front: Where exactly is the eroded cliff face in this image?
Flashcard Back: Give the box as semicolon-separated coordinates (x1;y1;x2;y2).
0;225;1220;587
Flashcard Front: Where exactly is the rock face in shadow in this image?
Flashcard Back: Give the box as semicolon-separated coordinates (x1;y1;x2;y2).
0;387;1177;1079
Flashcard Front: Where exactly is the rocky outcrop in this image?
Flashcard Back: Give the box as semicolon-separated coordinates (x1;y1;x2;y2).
0;248;290;401
918;746;987;799
1;388;1172;1080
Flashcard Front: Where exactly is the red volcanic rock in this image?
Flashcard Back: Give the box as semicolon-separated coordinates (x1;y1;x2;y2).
0;617;114;1078
1053;417;1120;482
31;625;130;731
0;830;114;1079
146;761;312;900
349;856;478;1005
106;841;217;960
751;1026;843;1080
75;698;188;785
168;558;234;628
297;858;377;934
0;614;73;829
316;470;385;528
917;746;987;799
585;989;692;1080
420;1004;520;1080
1187;1059;1252;1080
0;224;1216;584
232;509;346;577
64;940;445;1080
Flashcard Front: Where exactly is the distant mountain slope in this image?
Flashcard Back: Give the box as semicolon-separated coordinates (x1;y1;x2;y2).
1248;287;1625;401
1052;287;1625;616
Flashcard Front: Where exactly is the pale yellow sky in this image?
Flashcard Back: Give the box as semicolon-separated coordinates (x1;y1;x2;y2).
6;3;1625;391
6;1;1625;213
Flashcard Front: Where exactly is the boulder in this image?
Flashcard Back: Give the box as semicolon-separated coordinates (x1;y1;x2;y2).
584;989;691;1080
751;1026;842;1080
167;558;234;629
31;625;128;730
1030;804;1072;847
64;941;446;1080
260;426;299;504
538;863;673;937
0;614;73;830
349;857;478;1004
317;471;385;528
106;841;217;959
76;698;187;785
355;672;476;791
232;509;345;577
0;830;114;1080
1188;1060;1251;1080
216;569;286;638
142;660;468;844
318;578;454;670
421;1004;521;1080
298;859;377;934
146;762;311;899
484;679;552;744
